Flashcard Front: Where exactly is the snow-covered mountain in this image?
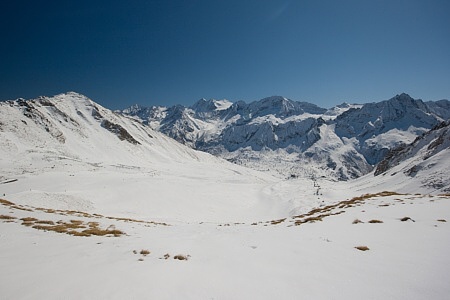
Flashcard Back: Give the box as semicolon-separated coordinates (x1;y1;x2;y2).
0;92;217;170
373;120;450;192
123;93;450;180
2;92;450;299
0;93;279;220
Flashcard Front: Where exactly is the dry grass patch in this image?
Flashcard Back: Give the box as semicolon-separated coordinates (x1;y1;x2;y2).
36;208;56;214
68;231;91;237
106;216;169;226
174;254;189;261
34;220;55;225
0;199;14;206
304;216;324;223
19;217;125;237
290;191;403;227
437;219;447;222
368;219;383;224
355;246;370;251
11;205;33;212
65;210;92;217
88;221;100;228
270;218;286;225
352;219;363;224
20;217;38;222
70;220;84;225
0;214;16;220
140;249;150;256
400;217;415;222
81;227;124;237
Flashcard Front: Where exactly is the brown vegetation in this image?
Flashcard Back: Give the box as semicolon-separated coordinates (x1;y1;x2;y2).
34;220;55;225
368;219;383;224
355;246;370;251
174;254;189;261
0;199;14;206
140;249;151;256
270;218;286;225
17;216;125;237
291;191;402;226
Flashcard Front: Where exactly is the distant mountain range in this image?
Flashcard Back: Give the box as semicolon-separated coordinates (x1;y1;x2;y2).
1;91;449;192
122;93;450;180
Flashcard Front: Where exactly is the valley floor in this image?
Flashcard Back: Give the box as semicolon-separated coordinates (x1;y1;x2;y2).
1;165;450;299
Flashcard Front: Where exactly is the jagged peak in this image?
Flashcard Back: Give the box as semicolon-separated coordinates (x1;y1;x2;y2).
259;95;290;103
122;103;146;114
394;93;413;100
191;98;232;112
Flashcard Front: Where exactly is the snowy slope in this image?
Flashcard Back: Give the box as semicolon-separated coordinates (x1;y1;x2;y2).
1;92;450;299
0;92;279;222
372;121;450;193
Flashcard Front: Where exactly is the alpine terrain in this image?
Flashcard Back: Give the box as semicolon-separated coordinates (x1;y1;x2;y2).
1;92;450;299
123;93;450;180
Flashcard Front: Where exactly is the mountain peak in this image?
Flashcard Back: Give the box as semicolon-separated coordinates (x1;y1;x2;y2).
191;98;232;112
395;93;413;99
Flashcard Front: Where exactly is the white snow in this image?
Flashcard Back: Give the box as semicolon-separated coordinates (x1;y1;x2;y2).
1;92;449;299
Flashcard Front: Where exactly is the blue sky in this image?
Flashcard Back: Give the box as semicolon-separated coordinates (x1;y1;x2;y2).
1;0;449;109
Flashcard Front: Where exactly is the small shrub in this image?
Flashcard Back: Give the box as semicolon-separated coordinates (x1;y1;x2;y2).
140;249;150;256
163;253;170;260
400;217;414;222
355;246;370;251
368;219;383;224
352;219;363;224
174;254;189;261
437;219;447;222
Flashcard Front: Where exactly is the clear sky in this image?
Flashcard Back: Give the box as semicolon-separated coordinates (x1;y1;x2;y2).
1;0;449;109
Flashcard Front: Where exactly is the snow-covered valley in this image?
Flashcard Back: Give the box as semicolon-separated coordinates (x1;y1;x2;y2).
1;92;450;299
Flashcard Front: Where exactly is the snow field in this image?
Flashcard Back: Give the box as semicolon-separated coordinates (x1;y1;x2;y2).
1;190;449;299
1;92;449;299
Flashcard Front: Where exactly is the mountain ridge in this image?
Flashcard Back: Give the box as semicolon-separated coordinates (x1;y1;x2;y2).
122;93;450;180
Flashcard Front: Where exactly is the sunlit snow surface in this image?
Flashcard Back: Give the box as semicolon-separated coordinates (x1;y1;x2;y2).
1;93;449;299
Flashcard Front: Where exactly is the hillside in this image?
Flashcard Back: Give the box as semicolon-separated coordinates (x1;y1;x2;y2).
0;92;277;222
1;92;449;299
